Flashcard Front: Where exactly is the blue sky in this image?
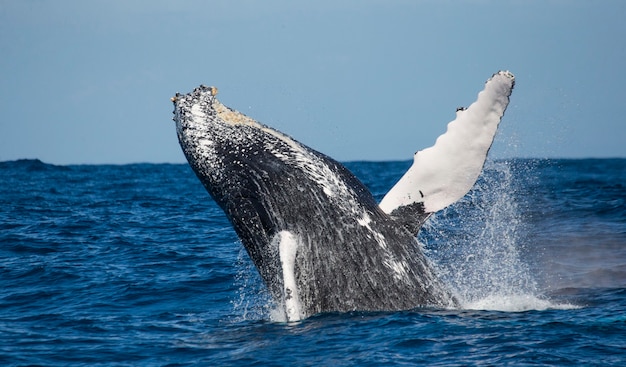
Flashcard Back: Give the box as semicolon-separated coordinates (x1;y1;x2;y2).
1;0;625;164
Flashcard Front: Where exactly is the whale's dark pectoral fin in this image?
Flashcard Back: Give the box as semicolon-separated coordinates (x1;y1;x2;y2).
379;71;515;231
387;201;431;235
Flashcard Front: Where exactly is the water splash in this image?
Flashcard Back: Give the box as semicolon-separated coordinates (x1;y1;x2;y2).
232;244;299;323
231;246;274;321
421;160;576;312
464;294;579;312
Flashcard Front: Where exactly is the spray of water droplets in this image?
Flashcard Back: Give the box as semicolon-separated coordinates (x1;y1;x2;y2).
230;246;275;321
421;160;577;311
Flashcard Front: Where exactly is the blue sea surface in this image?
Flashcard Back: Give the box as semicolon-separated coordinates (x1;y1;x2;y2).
1;158;625;366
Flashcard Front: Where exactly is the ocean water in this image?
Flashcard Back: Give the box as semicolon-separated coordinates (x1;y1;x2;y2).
1;158;624;366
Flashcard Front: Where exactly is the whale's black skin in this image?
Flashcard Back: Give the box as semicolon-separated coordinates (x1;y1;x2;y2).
172;72;514;320
172;87;456;319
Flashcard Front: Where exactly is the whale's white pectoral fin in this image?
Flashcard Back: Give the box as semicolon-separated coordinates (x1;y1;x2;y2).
379;71;515;216
274;230;303;322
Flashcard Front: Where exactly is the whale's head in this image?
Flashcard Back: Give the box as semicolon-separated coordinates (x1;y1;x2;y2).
171;84;218;125
171;85;265;143
171;85;263;132
171;85;314;211
171;85;269;179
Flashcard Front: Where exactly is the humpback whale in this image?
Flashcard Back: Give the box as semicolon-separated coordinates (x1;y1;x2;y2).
172;71;515;321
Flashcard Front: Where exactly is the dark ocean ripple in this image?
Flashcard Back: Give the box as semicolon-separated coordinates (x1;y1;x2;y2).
1;158;625;366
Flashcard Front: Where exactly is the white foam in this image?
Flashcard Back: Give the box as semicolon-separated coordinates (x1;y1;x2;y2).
269;305;288;323
462;294;580;312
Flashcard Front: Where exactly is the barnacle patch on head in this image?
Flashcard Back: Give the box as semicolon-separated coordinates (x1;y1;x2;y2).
172;85;261;129
214;102;259;127
171;85;218;103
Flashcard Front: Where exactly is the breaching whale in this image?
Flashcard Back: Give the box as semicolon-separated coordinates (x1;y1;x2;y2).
172;71;515;321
